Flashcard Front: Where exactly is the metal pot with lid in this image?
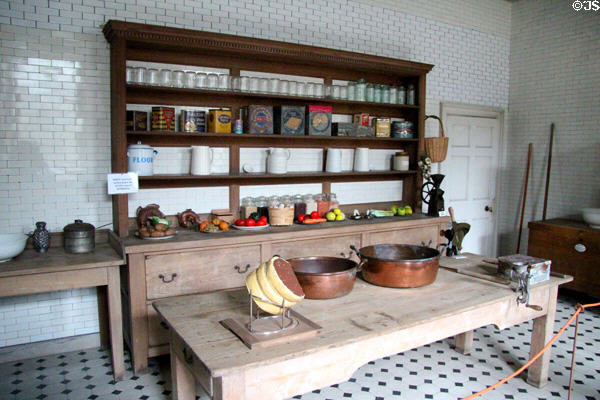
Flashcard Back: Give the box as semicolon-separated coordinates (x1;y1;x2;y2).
63;219;95;254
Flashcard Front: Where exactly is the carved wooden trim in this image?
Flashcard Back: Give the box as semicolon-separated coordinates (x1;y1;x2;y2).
102;20;433;76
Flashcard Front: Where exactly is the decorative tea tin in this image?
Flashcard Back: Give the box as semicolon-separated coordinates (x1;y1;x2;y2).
307;105;332;136
275;106;305;135
179;110;206;133
126;111;148;131
208;109;231;133
246;105;274;134
151;107;175;131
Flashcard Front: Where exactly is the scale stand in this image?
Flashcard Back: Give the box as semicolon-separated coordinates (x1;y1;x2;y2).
220;290;321;349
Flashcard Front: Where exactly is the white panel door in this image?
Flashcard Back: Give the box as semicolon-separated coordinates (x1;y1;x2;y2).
440;114;501;256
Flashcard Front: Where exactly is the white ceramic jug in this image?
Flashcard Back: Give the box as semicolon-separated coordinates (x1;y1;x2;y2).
354;147;369;172
267;148;291;174
190;146;214;175
326;148;342;173
127;141;157;176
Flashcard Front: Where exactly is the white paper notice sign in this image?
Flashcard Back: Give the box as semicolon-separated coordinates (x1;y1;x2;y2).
107;173;139;194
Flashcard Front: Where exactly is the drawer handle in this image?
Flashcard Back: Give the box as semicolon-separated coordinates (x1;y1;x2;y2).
574;243;587;253
158;273;177;283
159;321;169;330
182;347;193;364
234;264;250;274
421;239;433;247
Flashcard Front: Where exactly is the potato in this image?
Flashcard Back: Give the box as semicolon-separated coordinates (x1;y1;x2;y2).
154;223;168;232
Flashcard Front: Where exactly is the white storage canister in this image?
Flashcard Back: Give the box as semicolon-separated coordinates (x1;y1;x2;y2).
127;141;157;176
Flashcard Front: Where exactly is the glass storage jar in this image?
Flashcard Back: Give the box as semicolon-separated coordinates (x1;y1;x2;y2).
373;84;382;103
365;83;374;102
328;192;339;211
381;85;390;103
316;193;330;217
304;194;317;215
293;194;306;220
397;84;406;104
240;197;257;219
389;86;397;103
255;196;269;219
407;84;416;105
355;78;366;101
346;82;355;100
172;70;185;88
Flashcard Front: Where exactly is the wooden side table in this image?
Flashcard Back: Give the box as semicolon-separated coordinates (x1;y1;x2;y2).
0;239;126;380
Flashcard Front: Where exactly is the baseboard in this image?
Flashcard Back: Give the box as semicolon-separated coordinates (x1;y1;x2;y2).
0;333;101;364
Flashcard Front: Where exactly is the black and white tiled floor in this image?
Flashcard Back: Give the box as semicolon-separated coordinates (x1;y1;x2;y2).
0;292;598;400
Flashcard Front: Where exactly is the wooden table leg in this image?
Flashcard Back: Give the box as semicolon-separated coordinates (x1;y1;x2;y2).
213;373;246;400
527;285;558;387
454;330;474;355
107;266;125;380
170;341;196;400
97;286;109;347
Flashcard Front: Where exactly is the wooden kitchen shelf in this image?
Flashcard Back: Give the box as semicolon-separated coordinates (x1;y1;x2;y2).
138;170;417;189
126;131;418;148
104;20;433;236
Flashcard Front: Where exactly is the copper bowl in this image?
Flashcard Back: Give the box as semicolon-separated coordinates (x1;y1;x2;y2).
288;256;358;299
352;244;440;288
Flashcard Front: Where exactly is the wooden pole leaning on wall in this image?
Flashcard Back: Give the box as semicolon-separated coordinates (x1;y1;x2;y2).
516;143;533;254
542;123;555;220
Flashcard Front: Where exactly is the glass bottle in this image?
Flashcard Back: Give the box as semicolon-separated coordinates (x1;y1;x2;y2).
293;194;306;220
255;196;269;219
398;84;406;104
347;82;356;101
316;193;330;217
407;84;416;105
365;83;374;102
389;86;398;104
240;196;257;219
303;194;317;215
373;84;382;103
355;78;366;101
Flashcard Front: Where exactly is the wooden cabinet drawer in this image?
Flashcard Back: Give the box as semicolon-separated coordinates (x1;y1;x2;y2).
271;234;361;260
368;226;440;247
148;305;170;347
145;245;261;300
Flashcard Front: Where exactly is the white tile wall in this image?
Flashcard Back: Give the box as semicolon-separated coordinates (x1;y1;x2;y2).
0;0;511;346
497;0;600;255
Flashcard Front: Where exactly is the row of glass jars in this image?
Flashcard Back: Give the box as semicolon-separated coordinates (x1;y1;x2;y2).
240;193;339;220
350;79;416;105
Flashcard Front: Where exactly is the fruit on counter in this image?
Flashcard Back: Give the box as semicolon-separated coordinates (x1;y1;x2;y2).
297;214;306;223
199;221;209;231
310;211;320;219
333;208;342;216
256;219;267;226
303;218;327;224
266;256;305;303
219;221;229;231
326;211;336;221
234;219;246;226
390;205;399;214
397;207;406;216
211;217;221;225
259;215;268;223
404;205;413;215
245;269;284;315
249;212;261;222
256;262;294;307
335;213;345;221
246;218;256;227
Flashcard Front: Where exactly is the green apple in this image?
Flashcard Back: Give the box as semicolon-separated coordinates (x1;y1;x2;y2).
404;205;413;215
335;212;345;221
326;211;336;221
333;208;342;216
390;205;398;214
397;207;406;216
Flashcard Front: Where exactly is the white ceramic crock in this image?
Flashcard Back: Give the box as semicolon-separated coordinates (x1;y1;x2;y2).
127;141;157;176
267;148;291;174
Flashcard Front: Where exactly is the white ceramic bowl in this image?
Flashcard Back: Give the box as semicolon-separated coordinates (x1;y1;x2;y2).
0;233;28;262
582;208;600;229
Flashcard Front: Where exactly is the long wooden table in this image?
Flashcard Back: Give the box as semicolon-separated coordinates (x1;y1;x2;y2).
154;255;571;400
0;240;126;380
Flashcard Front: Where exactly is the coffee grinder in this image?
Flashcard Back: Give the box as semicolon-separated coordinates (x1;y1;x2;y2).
421;174;445;217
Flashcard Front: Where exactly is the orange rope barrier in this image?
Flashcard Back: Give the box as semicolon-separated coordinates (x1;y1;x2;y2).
460;302;600;400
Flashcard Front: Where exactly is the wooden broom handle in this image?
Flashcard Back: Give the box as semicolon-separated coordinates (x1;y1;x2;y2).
517;143;533;253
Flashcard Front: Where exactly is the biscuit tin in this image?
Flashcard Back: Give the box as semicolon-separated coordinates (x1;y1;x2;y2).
275;106;305;135
151;107;175;131
208;109;231;133
307;105;332;136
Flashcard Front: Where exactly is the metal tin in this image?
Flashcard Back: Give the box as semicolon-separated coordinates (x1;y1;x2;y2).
151;107;175;131
307;105;332;136
208;109;231;133
246;105;274;134
373;117;391;137
275;106;305;135
63;219;95;254
353;113;369;126
126;111;148;131
179;110;206;133
233;119;243;134
391;121;414;138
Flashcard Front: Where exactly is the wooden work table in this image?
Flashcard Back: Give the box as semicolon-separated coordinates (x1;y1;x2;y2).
0;234;126;380
154;254;571;400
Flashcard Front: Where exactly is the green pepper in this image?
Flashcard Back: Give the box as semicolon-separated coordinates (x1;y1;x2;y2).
249;212;260;222
151;216;172;227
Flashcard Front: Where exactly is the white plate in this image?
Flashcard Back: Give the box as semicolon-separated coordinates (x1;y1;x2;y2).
232;224;270;231
135;231;177;240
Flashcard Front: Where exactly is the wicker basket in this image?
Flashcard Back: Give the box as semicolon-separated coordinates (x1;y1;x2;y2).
424;115;448;163
268;207;294;226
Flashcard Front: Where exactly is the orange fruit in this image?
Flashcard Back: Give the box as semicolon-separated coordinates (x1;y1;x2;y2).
199;221;208;231
219;221;229;231
212;217;221;225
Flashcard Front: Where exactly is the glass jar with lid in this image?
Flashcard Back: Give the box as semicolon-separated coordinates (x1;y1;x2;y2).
293;194;306;220
355;78;366;101
347;82;356;101
373;84;382;103
329;192;339;211
279;195;293;208
316;193;330;217
267;195;280;208
398;84;406;104
389;86;398;103
304;194;317;214
365;83;375;102
407;84;416;105
255;196;269;219
240;196;257;219
381;85;390;103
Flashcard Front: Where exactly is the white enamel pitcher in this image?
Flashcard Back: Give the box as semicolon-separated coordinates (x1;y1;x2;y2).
190;146;214;175
267;148;291;174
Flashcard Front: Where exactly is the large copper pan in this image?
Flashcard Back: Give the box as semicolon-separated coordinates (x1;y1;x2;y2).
288;257;358;299
351;244;440;288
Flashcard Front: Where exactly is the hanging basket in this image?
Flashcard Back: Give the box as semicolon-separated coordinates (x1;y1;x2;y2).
424;115;448;163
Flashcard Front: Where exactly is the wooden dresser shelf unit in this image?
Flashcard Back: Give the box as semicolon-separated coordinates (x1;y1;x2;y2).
103;20;434;237
528;218;599;297
119;215;450;374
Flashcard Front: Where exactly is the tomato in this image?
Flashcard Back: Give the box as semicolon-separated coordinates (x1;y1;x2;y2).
310;211;320;219
246;218;256;227
256;219;267;226
259;215;268;223
297;214;305;223
234;219;245;226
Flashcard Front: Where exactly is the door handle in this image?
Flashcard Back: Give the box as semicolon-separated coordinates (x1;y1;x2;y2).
485;205;493;212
